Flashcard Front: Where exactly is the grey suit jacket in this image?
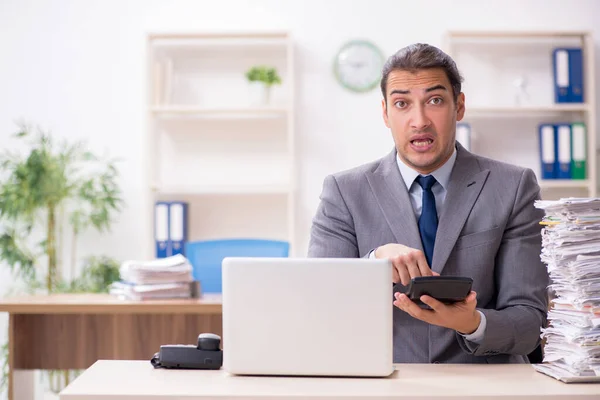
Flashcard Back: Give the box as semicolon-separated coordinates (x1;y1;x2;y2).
308;143;549;364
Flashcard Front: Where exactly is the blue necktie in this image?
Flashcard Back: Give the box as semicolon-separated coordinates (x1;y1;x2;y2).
416;175;438;267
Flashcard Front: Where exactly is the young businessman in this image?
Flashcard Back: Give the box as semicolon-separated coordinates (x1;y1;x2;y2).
308;43;549;364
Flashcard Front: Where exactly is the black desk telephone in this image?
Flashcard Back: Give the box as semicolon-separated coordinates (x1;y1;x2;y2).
151;333;223;369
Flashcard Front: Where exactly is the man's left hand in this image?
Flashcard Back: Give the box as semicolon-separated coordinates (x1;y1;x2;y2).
393;291;481;334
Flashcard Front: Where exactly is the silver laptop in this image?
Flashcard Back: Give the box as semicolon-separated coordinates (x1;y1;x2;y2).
221;257;394;377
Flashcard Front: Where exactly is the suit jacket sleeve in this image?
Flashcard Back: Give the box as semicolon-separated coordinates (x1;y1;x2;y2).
308;174;362;258
457;168;549;357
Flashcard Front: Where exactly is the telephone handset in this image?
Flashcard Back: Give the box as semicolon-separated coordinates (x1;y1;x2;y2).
150;333;223;369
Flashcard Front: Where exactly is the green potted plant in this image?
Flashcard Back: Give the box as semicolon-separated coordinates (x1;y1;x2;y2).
0;122;123;293
0;122;125;393
245;65;282;105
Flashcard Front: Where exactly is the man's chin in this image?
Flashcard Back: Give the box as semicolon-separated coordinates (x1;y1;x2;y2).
405;155;441;174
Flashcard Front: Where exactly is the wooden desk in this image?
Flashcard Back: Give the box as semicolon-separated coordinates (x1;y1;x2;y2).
59;360;600;399
0;294;222;400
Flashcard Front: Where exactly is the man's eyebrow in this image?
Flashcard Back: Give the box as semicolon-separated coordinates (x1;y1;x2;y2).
425;84;447;93
389;89;409;96
389;85;448;96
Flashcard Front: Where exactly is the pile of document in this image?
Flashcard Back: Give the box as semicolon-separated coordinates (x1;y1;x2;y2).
109;254;200;300
533;197;600;383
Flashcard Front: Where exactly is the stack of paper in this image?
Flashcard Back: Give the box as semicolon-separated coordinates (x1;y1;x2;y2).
533;197;600;383
110;254;199;300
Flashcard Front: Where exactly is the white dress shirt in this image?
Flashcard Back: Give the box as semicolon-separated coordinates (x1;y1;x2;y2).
372;147;487;344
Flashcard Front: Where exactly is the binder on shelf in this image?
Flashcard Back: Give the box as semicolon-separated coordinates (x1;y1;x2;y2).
169;201;188;256
539;124;557;180
571;122;587;180
154;201;189;258
154;202;170;258
556;124;572;179
456;122;471;152
569;48;584;103
552;48;584;103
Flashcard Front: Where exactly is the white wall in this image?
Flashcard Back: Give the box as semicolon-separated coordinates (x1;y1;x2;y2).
1;0;599;264
0;0;597;271
0;0;598;397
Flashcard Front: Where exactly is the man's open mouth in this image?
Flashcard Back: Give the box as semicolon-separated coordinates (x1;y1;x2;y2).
411;139;433;147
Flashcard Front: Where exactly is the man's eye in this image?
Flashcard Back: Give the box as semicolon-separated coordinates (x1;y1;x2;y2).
429;97;443;105
394;101;407;108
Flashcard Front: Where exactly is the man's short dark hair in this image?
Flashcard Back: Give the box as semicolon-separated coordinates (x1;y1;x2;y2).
380;43;464;103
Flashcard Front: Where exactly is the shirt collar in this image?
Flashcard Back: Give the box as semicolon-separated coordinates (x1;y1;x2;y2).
396;145;457;191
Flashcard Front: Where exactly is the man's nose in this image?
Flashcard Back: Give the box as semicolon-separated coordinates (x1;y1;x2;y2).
410;105;431;131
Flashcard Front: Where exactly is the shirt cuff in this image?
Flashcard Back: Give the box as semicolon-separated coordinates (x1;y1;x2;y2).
369;249;376;259
460;310;486;344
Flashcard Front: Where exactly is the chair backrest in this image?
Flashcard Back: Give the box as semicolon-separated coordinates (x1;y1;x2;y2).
184;239;290;293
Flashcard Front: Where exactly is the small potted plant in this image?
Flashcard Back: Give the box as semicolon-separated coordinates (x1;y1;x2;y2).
245;65;282;105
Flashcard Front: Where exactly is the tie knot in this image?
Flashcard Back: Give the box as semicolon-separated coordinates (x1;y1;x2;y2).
416;175;437;190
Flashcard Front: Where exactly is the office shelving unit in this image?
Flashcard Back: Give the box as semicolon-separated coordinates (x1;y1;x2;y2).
146;32;296;259
444;31;597;199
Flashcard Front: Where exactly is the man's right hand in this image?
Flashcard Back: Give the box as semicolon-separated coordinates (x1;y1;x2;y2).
374;243;439;285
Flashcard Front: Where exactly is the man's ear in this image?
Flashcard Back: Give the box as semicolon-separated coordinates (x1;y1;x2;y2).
456;92;465;122
382;98;390;128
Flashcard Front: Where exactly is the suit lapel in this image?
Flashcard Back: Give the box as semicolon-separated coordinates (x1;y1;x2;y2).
432;145;490;274
365;149;423;251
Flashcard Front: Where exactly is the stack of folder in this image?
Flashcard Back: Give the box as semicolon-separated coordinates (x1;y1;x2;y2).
552;47;584;104
109;254;200;300
540;46;587;181
532;198;600;383
538;122;587;180
155;201;188;258
538;46;587;181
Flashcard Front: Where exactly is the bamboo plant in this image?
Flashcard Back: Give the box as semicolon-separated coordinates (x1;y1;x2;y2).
0;123;125;393
0;123;123;292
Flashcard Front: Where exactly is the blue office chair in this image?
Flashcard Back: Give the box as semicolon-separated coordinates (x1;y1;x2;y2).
184;239;290;293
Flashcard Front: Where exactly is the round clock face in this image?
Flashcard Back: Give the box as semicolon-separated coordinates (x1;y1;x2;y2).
334;39;385;93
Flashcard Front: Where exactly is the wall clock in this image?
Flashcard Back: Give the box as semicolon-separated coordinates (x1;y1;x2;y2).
333;39;385;93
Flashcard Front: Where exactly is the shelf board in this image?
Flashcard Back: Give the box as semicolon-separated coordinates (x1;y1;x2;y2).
447;30;590;39
153;184;291;195
465;104;589;117
149;33;290;55
149;31;289;41
539;180;591;189
151;106;289;119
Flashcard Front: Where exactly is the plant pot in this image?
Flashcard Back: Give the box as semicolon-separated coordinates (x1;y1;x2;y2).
248;81;271;106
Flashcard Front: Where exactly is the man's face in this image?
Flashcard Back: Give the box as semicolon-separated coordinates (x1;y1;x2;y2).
382;68;465;175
